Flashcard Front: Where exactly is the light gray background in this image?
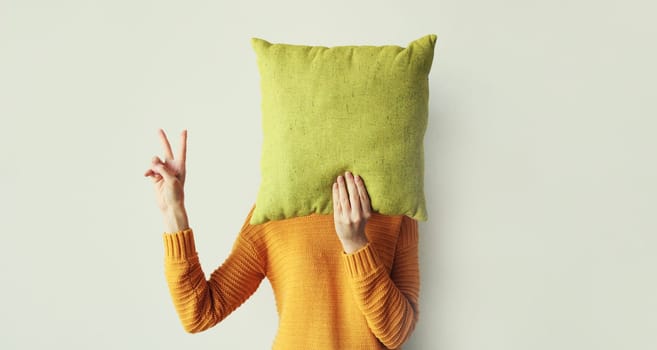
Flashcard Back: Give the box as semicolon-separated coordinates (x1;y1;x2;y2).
1;0;655;349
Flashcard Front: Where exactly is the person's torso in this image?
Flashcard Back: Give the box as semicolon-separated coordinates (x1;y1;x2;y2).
247;212;404;349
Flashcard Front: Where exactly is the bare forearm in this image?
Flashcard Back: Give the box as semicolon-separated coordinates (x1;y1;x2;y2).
163;205;189;233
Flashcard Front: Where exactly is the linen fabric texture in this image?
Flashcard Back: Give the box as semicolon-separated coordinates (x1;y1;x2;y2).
250;34;438;225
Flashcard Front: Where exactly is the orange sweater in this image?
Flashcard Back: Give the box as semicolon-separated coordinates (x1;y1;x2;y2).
162;204;420;349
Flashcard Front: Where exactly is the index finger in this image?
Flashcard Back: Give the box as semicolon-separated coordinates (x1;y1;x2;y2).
158;128;175;160
179;129;187;163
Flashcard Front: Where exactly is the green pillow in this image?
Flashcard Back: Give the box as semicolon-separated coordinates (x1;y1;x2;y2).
249;34;437;225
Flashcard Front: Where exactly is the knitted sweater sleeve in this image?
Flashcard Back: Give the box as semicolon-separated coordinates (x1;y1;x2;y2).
162;208;266;333
342;215;420;349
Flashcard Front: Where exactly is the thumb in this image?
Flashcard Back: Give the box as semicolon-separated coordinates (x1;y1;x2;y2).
154;163;176;183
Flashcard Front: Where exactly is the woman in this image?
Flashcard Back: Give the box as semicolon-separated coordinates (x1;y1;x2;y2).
144;128;420;349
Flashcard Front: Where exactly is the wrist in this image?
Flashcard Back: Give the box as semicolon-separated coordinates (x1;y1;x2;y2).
340;234;369;254
163;205;189;233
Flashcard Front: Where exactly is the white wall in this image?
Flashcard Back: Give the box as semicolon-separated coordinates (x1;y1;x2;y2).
1;0;656;349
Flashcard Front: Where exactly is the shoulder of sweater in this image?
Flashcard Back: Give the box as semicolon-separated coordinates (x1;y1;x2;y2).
397;214;420;249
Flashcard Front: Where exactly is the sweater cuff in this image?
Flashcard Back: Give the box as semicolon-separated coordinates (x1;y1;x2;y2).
343;243;382;278
162;228;197;259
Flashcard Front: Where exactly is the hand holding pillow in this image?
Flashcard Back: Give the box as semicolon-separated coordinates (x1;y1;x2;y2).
333;171;372;254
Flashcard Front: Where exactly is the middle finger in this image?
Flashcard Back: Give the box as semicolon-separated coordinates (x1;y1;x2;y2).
344;172;360;215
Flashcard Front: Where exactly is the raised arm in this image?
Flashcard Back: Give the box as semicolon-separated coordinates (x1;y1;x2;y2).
163;207;266;333
144;129;266;332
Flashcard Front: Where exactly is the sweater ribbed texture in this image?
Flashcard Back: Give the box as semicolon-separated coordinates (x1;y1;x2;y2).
162;204;419;349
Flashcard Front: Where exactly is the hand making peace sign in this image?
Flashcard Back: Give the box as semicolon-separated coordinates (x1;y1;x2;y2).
144;128;188;213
